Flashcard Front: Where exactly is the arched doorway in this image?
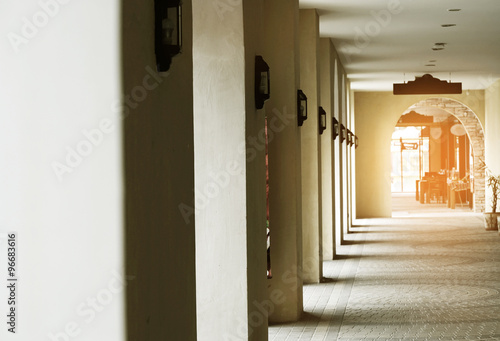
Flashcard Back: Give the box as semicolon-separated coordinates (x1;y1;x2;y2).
403;98;485;212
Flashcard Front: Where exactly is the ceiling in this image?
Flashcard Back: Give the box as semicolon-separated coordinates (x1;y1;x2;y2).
299;0;500;91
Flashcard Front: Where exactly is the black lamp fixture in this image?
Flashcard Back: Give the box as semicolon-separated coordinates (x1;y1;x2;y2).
255;56;270;109
332;117;339;140
351;132;356;146
297;90;308;126
155;0;182;72
318;107;327;135
340;124;346;143
355;135;359;149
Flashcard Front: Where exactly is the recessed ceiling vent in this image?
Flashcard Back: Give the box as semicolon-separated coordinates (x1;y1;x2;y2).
393;74;462;95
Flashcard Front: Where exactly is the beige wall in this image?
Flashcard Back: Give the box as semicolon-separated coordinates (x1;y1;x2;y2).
485;80;500;211
355;91;485;218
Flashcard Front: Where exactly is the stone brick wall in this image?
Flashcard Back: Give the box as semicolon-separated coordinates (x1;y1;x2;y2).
410;98;485;212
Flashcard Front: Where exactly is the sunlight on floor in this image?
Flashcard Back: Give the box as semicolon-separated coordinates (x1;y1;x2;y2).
270;194;499;340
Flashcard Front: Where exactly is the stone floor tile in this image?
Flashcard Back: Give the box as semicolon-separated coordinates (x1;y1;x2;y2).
269;194;500;341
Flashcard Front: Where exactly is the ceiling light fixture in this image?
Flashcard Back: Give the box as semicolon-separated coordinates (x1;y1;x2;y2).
448;8;461;12
393;74;462;95
441;24;457;27
432;42;447;51
425;64;436;67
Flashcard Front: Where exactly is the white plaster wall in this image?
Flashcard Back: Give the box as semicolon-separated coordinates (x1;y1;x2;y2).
0;0;124;340
355;91;486;218
193;1;249;339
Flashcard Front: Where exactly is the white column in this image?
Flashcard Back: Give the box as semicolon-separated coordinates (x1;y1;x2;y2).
193;1;264;339
320;38;336;260
299;8;323;284
123;0;197;339
264;0;304;323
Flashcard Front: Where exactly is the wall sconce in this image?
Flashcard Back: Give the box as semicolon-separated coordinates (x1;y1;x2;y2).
332;117;339;140
347;129;352;146
318;107;327;135
297;90;308;126
340;124;346;143
350;132;356;146
255;56;270;109
155;0;182;72
355;135;359;149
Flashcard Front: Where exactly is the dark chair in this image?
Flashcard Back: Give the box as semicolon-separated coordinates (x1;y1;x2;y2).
429;180;445;203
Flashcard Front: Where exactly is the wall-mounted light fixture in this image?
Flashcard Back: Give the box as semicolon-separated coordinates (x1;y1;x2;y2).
332;117;339;140
155;0;182;72
340;124;346;143
255;56;270;109
351;132;356;146
355;135;359;149
297;90;308;126
318;107;327;135
347;129;352;146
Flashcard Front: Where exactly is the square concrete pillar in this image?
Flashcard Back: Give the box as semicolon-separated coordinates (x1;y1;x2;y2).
341;73;350;239
319;38;336;260
193;1;268;340
122;0;196;340
299;9;323;283
263;0;304;324
336;68;349;244
349;85;357;228
333;61;345;246
243;1;270;340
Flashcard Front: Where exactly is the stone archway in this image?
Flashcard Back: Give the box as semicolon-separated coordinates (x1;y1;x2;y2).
407;97;485;212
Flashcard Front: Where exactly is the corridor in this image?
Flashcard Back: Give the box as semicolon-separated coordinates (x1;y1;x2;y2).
269;195;500;340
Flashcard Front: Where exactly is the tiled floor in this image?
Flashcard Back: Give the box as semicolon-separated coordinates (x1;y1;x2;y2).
269;194;500;340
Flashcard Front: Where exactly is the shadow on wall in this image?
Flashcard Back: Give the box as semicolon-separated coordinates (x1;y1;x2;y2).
121;0;197;340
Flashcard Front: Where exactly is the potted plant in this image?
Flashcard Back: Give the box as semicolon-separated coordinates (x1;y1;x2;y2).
480;160;500;230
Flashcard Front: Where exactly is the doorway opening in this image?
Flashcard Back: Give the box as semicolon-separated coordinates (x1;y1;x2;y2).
391;126;429;193
391;98;485;212
391;108;475;209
